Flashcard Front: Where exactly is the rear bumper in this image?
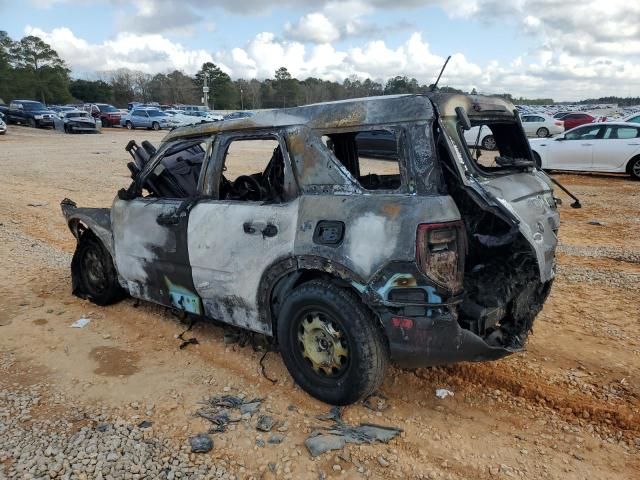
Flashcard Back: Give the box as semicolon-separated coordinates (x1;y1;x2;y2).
380;311;517;368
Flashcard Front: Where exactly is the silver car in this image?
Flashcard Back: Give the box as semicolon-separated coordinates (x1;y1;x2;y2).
121;108;181;130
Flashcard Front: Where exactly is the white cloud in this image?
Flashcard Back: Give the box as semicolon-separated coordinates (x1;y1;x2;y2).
24;26;213;74
284;13;341;44
23;0;640;101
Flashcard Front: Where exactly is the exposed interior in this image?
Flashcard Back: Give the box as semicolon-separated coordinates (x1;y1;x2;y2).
126;139;206;198
462;122;535;172
321;129;401;190
436;122;550;349
218;138;285;203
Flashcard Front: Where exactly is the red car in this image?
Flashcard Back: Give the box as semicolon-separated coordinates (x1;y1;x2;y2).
560;112;594;130
85;103;122;127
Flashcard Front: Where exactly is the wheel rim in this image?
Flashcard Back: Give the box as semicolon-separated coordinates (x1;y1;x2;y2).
80;246;107;294
537;128;549;137
632;160;640;178
126;122;132;129
483;136;496;150
153;122;159;130
296;310;349;377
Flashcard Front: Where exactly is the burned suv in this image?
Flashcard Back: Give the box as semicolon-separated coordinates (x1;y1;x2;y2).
61;94;560;405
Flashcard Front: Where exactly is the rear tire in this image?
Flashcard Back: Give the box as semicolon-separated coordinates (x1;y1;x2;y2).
481;135;496;150
71;232;125;306
628;156;640;180
277;280;388;405
152;122;160;131
126;121;133;130
536;127;549;138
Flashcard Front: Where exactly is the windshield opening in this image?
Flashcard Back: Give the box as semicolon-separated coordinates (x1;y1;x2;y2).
148;110;167;117
455;120;533;173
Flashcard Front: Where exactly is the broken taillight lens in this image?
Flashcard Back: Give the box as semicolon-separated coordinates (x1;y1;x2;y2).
416;222;465;292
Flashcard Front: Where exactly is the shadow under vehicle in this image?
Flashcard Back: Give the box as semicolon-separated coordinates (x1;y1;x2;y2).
61;93;560;405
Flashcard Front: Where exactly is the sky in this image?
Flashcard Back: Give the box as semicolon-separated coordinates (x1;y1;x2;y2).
1;0;639;101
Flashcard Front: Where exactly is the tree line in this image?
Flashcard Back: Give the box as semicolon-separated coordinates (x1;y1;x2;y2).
2;31;639;110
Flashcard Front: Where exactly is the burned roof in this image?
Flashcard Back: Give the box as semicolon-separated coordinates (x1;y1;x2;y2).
161;93;517;142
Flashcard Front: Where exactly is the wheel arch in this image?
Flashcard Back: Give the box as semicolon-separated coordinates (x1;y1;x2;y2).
61;201;115;258
258;256;377;340
625;154;640;175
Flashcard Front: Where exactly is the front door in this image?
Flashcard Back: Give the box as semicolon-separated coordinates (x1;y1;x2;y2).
188;132;299;334
112;198;201;313
111;138;211;314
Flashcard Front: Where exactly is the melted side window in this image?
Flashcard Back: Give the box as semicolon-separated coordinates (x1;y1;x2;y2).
320;129;402;191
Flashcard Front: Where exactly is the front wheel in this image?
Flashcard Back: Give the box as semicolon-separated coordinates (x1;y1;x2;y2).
628;156;640;180
71;233;125;305
277;280;388;405
126;121;133;130
151;121;160;131
536;127;549;138
29;118;37;128
482;135;496;150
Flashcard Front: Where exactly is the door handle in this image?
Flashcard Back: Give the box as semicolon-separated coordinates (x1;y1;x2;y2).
243;222;278;237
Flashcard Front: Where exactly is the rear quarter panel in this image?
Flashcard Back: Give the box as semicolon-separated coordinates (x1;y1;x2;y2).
294;194;461;281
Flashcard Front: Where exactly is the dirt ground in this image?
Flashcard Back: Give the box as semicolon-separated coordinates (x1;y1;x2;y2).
0;125;638;479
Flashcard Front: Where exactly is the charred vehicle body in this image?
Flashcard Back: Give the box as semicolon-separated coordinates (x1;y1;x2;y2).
61;94;560;405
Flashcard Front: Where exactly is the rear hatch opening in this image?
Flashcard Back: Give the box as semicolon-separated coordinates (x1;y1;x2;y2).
434;119;554;350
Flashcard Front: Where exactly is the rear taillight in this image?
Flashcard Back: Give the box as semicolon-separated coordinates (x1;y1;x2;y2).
416;222;465;291
554;120;563;126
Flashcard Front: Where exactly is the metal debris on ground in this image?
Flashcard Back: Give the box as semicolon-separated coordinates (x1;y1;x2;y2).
256;414;275;432
588;220;605;226
268;433;285;444
435;388;454;399
305;407;403;457
196;394;264;433
70;317;91;328
138;420;152;429
178;337;199;349
189;433;213;453
176;318;199;349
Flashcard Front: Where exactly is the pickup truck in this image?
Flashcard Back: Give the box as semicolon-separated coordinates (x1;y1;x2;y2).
5;100;56;128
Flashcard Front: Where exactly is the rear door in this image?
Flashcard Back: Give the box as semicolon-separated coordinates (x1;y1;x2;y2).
591;125;640;172
188;131;299;335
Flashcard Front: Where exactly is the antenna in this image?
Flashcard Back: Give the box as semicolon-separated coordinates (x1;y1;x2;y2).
430;55;451;92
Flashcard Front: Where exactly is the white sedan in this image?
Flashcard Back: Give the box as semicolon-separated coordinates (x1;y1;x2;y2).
529;122;640;180
520;114;564;137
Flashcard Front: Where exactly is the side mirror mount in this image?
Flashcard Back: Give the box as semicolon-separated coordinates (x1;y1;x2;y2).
455;106;472;131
